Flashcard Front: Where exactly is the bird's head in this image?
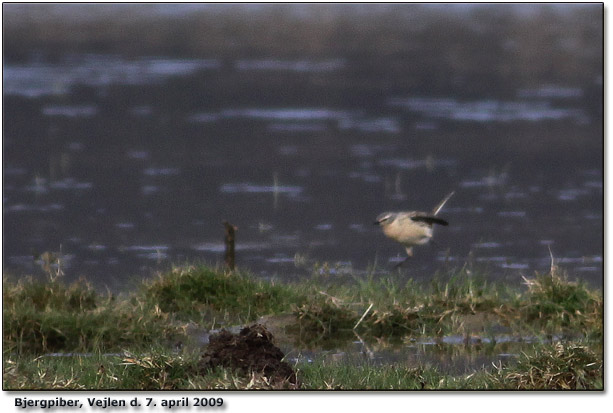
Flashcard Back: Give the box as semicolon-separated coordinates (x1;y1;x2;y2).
374;212;395;226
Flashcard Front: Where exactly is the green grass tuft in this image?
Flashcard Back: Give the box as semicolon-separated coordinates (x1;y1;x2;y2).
141;265;305;323
3;276;181;354
488;342;603;389
520;269;603;337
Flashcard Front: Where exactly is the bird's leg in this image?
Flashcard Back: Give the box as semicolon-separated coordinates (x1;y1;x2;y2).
393;247;414;268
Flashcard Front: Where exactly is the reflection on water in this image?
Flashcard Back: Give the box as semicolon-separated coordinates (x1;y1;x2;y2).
2;6;603;291
388;96;588;123
42;104;98;118
234;58;345;72
517;85;584;99
283;333;579;375
3;55;220;97
38;331;568;375
220;183;303;196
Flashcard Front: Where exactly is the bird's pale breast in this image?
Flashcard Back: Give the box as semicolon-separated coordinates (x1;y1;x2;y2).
382;214;433;246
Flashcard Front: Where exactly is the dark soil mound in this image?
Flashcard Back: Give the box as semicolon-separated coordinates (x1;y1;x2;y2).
200;324;297;387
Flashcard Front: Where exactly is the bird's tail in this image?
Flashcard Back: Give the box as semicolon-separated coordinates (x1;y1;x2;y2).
432;191;455;215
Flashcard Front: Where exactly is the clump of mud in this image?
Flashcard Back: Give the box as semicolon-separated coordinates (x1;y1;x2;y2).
200;324;298;387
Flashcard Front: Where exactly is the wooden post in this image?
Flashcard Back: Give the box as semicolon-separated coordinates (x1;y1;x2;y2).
223;221;237;270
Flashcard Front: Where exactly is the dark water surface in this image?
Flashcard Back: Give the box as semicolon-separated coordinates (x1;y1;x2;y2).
40;332;574;378
3;5;603;291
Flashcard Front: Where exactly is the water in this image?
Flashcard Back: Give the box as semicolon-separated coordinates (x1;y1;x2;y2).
286;334;567;376
38;333;566;377
2;5;603;291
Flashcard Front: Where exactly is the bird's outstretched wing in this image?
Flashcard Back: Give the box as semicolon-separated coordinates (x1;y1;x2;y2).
411;215;449;226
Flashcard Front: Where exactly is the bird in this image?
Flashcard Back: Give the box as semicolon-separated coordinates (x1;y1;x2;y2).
374;191;454;266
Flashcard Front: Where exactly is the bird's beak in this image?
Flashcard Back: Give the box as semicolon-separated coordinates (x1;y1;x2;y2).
373;220;380;225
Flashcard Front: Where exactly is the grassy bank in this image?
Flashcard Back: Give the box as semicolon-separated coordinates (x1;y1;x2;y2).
2;264;603;390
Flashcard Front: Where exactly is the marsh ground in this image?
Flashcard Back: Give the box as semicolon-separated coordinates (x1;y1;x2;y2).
3;263;603;390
